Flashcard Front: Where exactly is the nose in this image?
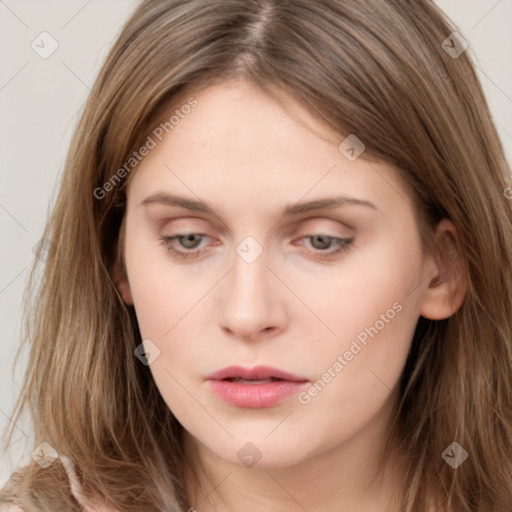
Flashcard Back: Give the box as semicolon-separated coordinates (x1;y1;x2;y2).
217;244;287;341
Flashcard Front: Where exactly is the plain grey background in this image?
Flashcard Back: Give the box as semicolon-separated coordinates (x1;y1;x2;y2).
1;0;511;486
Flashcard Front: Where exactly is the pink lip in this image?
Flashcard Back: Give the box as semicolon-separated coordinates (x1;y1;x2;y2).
206;365;309;408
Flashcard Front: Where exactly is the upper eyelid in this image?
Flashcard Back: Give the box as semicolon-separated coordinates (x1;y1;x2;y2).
162;231;350;244
158;216;354;235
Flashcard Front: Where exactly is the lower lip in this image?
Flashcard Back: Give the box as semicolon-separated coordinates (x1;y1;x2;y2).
207;379;309;408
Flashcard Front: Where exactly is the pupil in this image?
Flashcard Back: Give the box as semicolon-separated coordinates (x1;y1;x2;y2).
182;234;199;248
312;235;331;249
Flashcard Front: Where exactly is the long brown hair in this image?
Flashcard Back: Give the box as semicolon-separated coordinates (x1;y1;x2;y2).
2;1;512;511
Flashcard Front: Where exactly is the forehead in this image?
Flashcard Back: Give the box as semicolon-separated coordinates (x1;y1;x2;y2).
126;79;412;220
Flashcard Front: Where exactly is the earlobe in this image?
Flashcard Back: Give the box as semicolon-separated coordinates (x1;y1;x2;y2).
114;269;134;306
419;219;468;320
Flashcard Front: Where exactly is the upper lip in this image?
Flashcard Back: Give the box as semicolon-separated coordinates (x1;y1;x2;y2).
206;365;309;382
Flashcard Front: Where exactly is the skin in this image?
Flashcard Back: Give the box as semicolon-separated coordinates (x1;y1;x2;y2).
114;78;467;511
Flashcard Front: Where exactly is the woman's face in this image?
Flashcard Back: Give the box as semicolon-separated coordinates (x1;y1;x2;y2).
117;79;445;469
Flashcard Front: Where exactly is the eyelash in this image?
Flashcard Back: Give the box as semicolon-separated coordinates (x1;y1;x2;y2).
159;233;354;261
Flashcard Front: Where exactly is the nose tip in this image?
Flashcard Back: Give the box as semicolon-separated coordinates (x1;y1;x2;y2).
217;244;286;340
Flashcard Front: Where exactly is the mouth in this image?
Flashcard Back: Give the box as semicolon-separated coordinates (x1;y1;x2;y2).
206;365;309;408
222;377;282;384
206;365;309;383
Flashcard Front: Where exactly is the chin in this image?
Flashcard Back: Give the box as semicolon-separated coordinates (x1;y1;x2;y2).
202;434;316;470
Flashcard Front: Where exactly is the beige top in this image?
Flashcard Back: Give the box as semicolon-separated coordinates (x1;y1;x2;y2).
0;455;114;512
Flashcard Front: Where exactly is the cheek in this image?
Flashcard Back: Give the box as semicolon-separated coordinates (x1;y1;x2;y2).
123;220;211;338
299;300;418;450
123;224;219;401
295;222;424;351
297;228;424;427
124;242;212;418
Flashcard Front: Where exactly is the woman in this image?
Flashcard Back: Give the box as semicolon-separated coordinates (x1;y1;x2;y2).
2;1;512;511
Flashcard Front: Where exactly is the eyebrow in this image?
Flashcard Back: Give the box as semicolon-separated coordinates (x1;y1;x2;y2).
140;192;379;216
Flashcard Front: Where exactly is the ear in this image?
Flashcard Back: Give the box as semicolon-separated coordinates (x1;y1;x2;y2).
420;218;468;320
112;219;134;306
113;263;134;306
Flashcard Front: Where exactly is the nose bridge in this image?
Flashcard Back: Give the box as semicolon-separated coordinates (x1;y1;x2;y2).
230;236;271;308
219;235;283;337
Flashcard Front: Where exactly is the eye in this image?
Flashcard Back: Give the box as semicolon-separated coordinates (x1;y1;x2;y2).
297;234;354;260
159;233;353;261
159;233;211;260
